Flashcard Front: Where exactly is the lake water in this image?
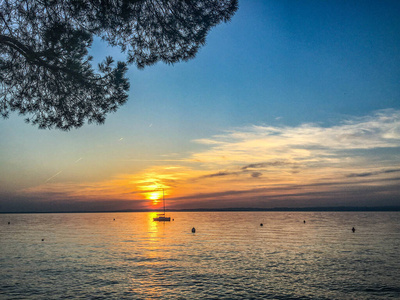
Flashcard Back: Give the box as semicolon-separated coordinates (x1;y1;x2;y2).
1;212;399;299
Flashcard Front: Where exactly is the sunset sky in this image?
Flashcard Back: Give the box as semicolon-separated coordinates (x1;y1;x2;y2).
1;0;400;212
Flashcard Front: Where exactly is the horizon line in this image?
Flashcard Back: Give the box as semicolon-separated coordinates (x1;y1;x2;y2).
1;206;400;214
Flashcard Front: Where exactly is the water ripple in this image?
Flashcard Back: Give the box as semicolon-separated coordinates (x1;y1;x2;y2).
1;212;399;299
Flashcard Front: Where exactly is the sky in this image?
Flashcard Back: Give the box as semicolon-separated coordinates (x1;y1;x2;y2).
1;0;400;212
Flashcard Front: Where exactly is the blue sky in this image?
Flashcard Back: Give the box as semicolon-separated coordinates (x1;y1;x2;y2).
1;1;399;212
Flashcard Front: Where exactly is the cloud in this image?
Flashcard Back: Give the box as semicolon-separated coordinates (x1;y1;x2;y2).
16;109;400;210
192;109;400;168
241;161;291;170
177;109;400;207
346;168;400;178
251;172;262;178
199;171;238;179
168;175;400;206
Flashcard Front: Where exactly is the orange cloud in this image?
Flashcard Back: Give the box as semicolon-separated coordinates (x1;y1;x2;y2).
18;110;400;209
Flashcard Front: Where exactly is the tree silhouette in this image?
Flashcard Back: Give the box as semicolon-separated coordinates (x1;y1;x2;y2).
0;0;238;130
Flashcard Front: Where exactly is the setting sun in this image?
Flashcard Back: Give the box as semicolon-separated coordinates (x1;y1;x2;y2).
147;191;162;206
148;192;161;200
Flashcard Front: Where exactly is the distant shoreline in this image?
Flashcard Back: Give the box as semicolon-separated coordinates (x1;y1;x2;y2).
1;206;400;214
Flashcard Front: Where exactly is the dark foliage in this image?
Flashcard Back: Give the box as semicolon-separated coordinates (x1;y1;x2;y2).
0;0;238;130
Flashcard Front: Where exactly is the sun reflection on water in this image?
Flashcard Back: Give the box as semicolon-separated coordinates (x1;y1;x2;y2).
2;212;399;299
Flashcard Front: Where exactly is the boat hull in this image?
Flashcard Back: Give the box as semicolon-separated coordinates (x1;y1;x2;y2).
153;217;171;222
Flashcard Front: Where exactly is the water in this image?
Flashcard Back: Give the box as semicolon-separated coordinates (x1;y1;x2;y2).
1;212;399;299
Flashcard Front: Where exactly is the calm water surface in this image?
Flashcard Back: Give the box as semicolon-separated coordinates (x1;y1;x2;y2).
1;212;400;299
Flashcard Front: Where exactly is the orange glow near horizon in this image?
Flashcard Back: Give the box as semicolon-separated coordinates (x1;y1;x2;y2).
147;191;162;206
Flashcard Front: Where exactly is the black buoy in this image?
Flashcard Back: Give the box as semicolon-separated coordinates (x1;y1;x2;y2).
260;223;263;226
303;220;306;224
352;227;355;233
172;219;174;221
41;238;44;241
191;227;196;233
113;218;115;221
8;221;10;225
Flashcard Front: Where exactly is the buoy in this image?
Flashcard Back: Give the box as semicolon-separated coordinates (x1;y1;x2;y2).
172;219;174;221
113;218;115;221
303;220;306;224
41;239;44;241
352;227;355;233
8;221;10;225
191;227;196;233
260;223;263;226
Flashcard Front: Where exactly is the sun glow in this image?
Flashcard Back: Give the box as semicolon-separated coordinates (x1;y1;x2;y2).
148;192;161;200
147;191;162;206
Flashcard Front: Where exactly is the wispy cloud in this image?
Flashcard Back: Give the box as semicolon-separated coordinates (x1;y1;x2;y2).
346;168;400;178
180;109;400;207
192;109;400;167
19;109;400;209
241;161;290;170
199;171;239;179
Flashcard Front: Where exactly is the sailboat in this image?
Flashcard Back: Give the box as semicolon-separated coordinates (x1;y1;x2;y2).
153;189;171;222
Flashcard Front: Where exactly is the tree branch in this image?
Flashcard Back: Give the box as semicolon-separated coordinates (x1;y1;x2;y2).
0;34;85;80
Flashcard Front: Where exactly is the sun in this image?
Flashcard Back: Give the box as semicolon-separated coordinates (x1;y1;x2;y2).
139;181;168;207
147;191;162;206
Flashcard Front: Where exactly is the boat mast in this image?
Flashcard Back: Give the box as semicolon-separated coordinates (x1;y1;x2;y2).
163;188;165;215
